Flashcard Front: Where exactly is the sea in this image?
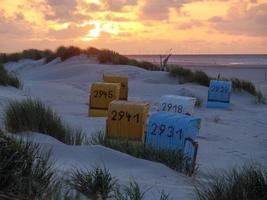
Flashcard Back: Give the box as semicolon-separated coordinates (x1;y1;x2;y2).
127;55;267;67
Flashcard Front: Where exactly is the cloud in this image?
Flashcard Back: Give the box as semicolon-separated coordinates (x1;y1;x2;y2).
103;0;138;11
48;23;94;39
178;19;203;29
45;0;88;22
140;0;199;20
209;3;267;37
80;0;138;12
0;10;33;38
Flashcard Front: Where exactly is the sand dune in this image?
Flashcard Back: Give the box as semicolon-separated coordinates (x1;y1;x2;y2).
1;57;267;199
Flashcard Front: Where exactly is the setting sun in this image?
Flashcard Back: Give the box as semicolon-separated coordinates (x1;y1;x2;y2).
0;0;266;54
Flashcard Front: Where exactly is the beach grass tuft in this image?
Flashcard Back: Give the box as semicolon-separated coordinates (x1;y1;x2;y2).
4;98;86;145
114;181;146;200
0;63;22;88
159;191;173;200
55;46;83;61
90;132;195;175
195;164;267;200
0;134;58;199
68;167;172;200
69;167;117;200
169;66;209;86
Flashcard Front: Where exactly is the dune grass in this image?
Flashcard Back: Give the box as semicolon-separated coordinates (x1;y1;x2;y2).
169;66;210;87
4;98;86;145
90;132;195;176
69;167;117;200
114;181;146;200
2;47;265;103
0;134;58;199
169;65;266;103
0;63;22;88
68;166;172;200
0;46;159;71
230;78;266;103
195;164;267;200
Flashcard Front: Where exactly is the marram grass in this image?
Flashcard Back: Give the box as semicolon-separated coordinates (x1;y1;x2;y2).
0;63;22;88
90;132;195;176
68;166;173;200
169;65;266;104
195;164;267;200
0;134;58;199
4;98;86;145
69;167;117;200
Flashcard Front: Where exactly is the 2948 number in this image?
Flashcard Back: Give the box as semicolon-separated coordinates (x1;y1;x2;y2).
93;90;113;99
111;110;140;123
161;103;183;113
150;123;183;139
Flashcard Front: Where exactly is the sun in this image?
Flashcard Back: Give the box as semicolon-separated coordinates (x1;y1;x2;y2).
81;21;120;41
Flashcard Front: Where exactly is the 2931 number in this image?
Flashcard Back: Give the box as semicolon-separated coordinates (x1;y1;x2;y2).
150;123;183;139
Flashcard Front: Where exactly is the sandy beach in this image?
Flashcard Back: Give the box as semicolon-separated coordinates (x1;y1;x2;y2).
1;57;266;199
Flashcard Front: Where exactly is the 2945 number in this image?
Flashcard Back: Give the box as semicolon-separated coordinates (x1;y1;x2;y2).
93;90;113;99
111;110;140;123
161;103;183;113
150;123;183;139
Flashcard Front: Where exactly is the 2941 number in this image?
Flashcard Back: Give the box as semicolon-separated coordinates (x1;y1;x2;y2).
111;110;140;123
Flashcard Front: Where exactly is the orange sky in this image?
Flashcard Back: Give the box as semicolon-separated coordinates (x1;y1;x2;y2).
1;0;267;54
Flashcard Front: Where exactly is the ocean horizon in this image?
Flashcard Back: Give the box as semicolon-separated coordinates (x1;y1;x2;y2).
127;54;267;66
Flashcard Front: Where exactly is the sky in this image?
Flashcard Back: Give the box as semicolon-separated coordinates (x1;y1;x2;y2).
0;0;267;54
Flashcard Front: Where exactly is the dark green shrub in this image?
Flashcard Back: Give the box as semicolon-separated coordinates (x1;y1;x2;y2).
0;134;57;199
21;49;44;60
43;49;58;63
0;53;8;63
85;47;101;56
97;49;116;64
69;167;117;200
4;99;85;145
195;164;267;200
55;46;82;61
6;53;21;62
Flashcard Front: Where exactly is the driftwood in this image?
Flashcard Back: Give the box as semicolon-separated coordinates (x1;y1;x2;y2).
160;49;172;71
